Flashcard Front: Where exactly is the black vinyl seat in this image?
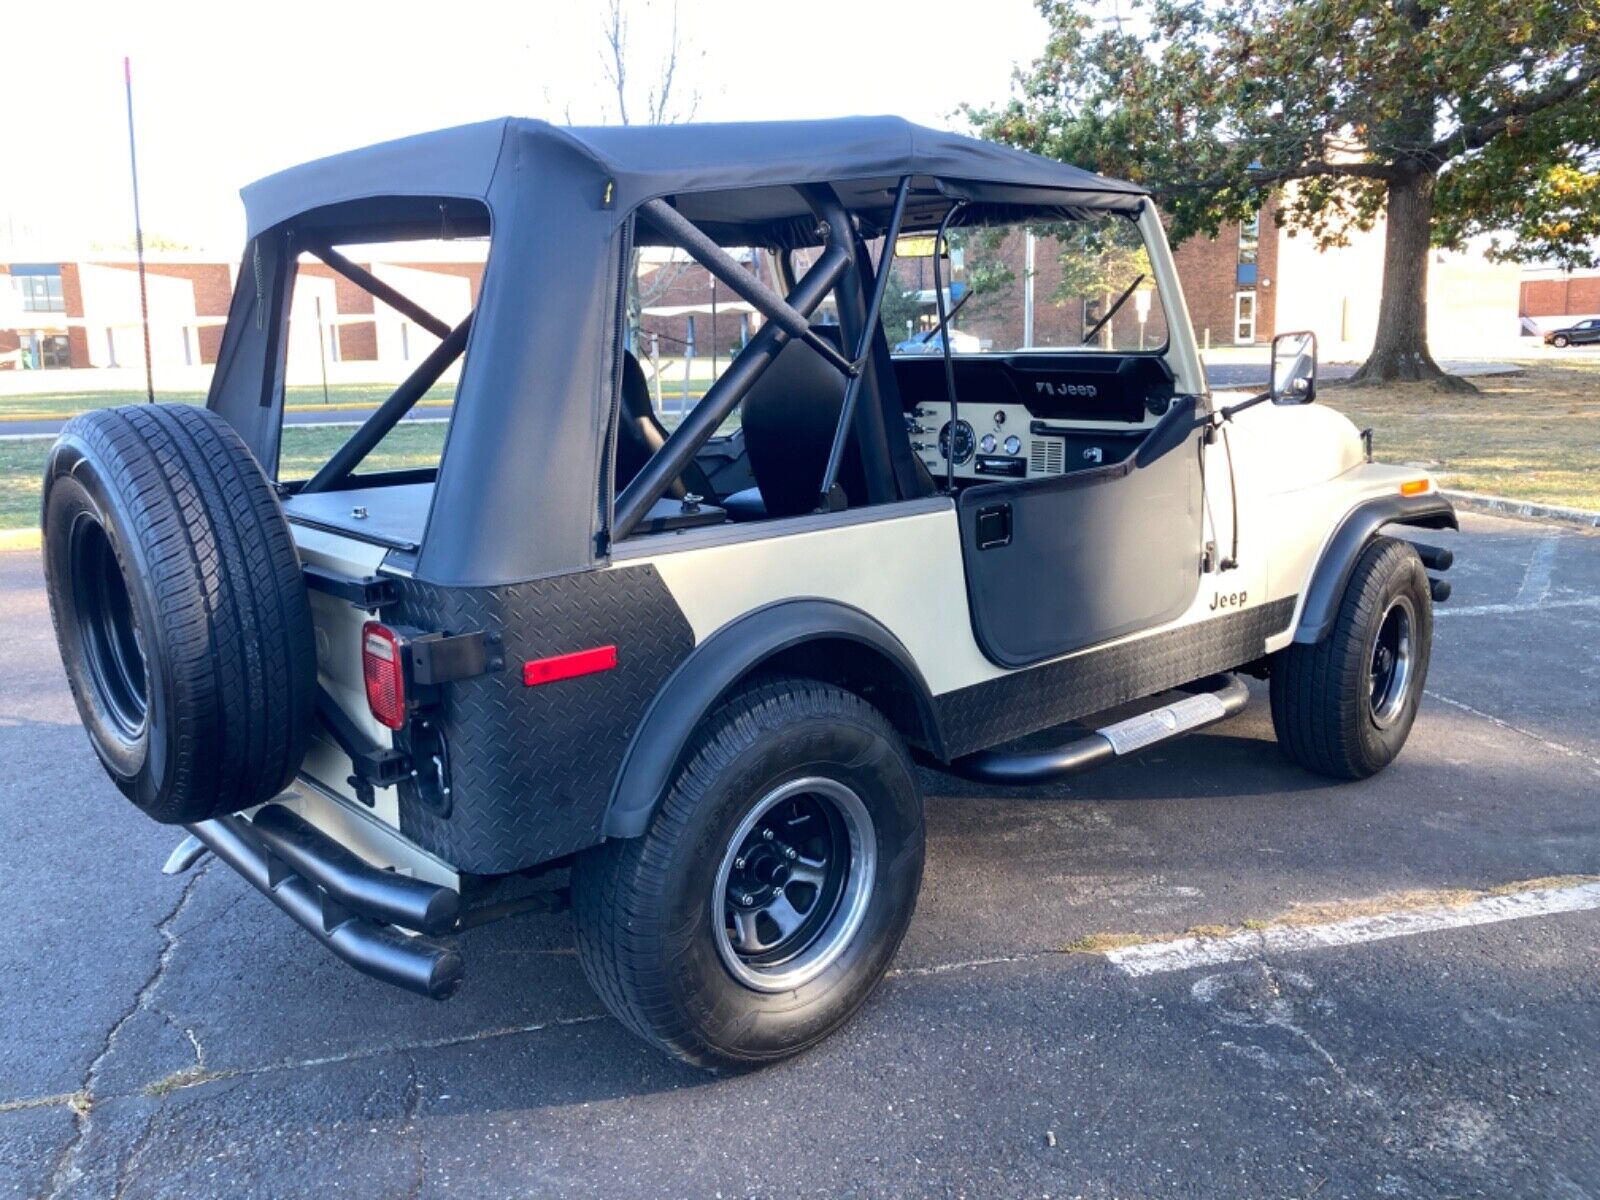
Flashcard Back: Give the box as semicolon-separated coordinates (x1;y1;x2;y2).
614;351;716;501
732;324;934;521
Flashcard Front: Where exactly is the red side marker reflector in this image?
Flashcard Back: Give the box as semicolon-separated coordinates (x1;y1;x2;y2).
523;645;618;687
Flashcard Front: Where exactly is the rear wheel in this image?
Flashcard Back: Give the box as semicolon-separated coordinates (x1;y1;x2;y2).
1270;536;1433;779
572;678;924;1070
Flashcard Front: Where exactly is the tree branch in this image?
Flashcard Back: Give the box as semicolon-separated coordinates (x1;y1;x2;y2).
1430;59;1600;161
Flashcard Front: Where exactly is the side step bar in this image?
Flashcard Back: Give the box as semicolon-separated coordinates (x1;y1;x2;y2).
185;808;464;1000
954;674;1251;785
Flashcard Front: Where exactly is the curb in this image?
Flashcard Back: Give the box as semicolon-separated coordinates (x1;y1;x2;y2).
1443;489;1600;531
0;528;41;552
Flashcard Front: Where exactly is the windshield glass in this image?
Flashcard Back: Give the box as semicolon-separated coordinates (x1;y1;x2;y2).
879;212;1167;355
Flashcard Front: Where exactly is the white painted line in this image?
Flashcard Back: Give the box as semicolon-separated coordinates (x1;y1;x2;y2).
1426;689;1600;770
1106;882;1600;978
1515;536;1561;605
1435;596;1600;618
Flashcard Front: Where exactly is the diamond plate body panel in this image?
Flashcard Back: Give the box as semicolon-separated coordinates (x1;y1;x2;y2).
386;564;694;873
935;597;1295;758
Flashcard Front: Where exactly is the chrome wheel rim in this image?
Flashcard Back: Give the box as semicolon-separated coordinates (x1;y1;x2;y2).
1369;596;1415;728
712;776;876;993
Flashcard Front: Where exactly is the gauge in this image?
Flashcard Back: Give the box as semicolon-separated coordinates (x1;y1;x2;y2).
939;420;976;465
1003;434;1021;456
979;433;997;454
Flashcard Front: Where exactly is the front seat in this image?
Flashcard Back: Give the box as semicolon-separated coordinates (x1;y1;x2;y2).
732;324;932;520
614;350;715;501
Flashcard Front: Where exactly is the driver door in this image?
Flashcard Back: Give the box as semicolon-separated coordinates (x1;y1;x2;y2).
955;396;1206;669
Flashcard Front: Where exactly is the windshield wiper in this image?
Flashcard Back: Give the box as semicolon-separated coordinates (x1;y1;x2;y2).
1082;273;1146;346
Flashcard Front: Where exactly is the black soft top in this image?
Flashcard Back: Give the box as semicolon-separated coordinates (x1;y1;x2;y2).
218;117;1147;587
241;115;1146;245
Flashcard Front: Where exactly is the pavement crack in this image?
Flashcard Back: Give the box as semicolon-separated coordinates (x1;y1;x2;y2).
144;1013;608;1098
45;862;211;1200
403;1056;426;1200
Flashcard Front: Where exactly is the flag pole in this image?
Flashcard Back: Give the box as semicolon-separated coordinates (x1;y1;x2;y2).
124;56;155;403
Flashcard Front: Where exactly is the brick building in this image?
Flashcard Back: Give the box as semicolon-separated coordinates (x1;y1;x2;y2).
1519;269;1600;329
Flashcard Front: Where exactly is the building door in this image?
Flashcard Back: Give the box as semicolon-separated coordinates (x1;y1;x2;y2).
1234;291;1256;344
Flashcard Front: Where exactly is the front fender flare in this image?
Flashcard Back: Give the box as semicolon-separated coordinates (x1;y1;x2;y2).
603;599;942;839
1293;492;1457;644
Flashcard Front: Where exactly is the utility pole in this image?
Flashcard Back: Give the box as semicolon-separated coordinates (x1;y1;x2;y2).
124;57;154;403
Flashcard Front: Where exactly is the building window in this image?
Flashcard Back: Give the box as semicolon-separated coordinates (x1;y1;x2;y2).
12;265;65;313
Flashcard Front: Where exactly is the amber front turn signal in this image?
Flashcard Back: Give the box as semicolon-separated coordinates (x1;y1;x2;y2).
1399;479;1430;497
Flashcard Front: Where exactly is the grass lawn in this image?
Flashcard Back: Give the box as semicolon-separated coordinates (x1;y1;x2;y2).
3;361;1595;531
1322;359;1600;510
1;423;448;530
0;382;456;423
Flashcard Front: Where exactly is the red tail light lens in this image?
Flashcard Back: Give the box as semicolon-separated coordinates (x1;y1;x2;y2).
361;622;407;730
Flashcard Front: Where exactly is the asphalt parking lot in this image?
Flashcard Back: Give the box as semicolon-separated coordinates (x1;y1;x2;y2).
2;511;1597;1199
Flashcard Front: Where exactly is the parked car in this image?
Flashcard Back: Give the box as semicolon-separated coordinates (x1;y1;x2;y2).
1544;318;1600;348
40;116;1454;1070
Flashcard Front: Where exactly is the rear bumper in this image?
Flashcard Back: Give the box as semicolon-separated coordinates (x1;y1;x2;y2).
186;805;464;1000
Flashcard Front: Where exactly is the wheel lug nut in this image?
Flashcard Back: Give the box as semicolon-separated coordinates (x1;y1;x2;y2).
734;856;745;870
784;847;797;860
740;893;754;906
762;828;774;840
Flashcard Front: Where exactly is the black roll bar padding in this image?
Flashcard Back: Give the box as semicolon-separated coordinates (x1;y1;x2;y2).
639;198;858;379
931;203;967;494
307;244;452;340
300;313;472;494
818;176;912;511
611;241;853;542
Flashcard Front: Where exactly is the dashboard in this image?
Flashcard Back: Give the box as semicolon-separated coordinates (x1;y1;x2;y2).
892;353;1176;483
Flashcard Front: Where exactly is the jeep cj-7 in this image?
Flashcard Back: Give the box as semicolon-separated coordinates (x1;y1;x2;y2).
41;117;1455;1068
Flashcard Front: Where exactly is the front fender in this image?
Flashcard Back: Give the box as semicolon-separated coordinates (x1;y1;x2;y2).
603;599;942;839
1292;492;1457;644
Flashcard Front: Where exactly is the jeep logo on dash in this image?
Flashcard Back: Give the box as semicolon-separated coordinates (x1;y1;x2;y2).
1210;590;1248;611
1035;381;1098;398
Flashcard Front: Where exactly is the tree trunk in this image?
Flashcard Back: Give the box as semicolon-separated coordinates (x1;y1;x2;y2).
1348;168;1474;390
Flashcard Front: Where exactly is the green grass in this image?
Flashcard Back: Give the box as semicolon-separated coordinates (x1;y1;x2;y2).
0;382;456;423
1;422;449;530
1323;360;1600;511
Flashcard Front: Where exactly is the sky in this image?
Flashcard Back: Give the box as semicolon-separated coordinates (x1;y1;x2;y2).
4;0;1049;256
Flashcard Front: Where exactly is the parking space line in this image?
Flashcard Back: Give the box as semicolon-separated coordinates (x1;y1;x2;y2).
1435;596;1600;618
1515;536;1561;606
1426;689;1600;769
1105;881;1600;978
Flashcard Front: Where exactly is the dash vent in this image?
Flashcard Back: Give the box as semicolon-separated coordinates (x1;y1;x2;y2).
1029;439;1064;475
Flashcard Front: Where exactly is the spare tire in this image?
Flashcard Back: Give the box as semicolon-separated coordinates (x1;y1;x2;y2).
42;404;316;824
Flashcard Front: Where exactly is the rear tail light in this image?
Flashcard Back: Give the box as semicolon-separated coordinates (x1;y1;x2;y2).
361;622;407;730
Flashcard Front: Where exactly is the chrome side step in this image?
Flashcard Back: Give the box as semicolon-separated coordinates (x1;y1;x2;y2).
954;674;1251;785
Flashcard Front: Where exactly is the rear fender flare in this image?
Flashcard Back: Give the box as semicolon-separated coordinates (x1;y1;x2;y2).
603;599;943;839
1293;493;1457;644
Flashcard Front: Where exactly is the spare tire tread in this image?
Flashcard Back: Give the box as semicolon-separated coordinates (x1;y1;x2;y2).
44;404;315;823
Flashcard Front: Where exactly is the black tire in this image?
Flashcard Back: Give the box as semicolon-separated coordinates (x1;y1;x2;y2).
1270;536;1432;779
572;678;925;1070
42;404;316;824
1552;335;1571;348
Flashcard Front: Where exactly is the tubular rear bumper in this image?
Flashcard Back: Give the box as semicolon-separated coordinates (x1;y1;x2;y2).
185;805;464;1000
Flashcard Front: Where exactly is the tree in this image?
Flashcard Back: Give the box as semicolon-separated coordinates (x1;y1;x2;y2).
970;0;1600;387
592;0;704;346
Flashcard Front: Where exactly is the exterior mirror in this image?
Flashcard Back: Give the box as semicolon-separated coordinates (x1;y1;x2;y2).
1271;331;1316;404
